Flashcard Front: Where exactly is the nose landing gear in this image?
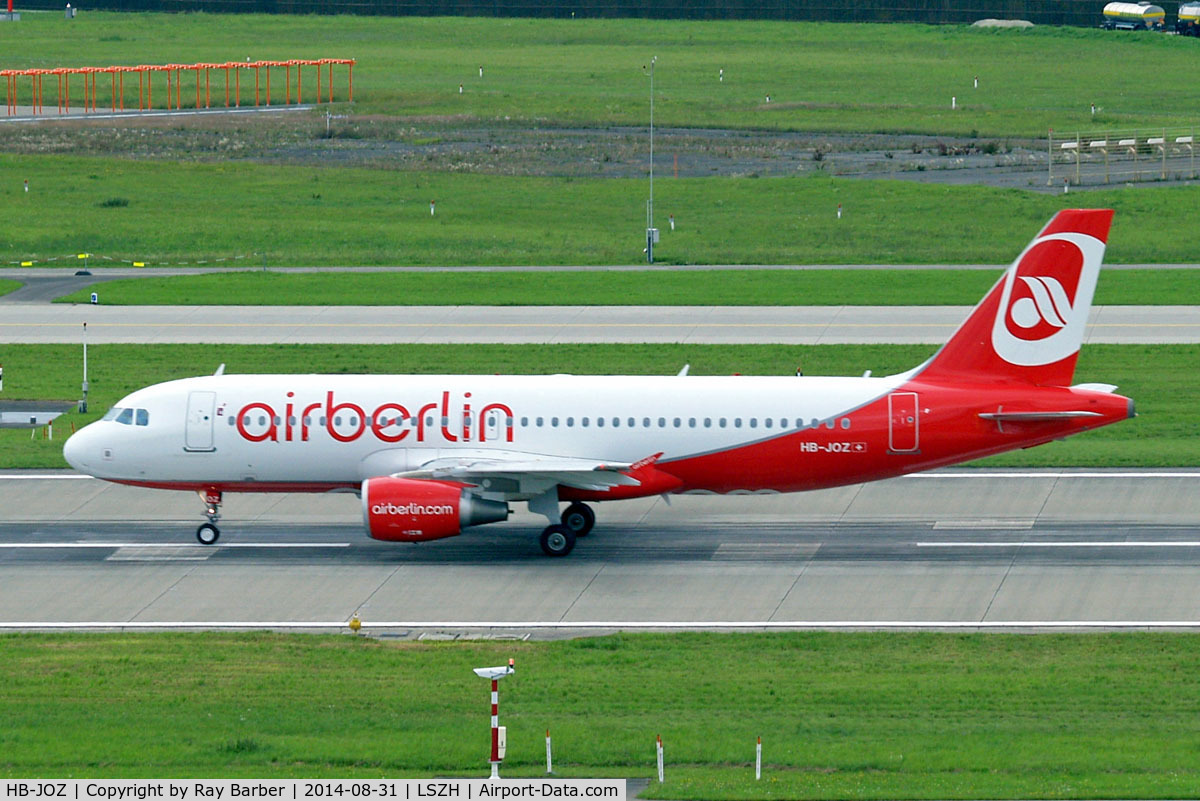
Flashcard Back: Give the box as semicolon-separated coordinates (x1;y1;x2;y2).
196;488;222;545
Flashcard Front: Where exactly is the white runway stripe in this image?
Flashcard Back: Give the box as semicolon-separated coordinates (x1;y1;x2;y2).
0;475;95;480
2;470;1198;482
1;621;1199;630
0;542;351;548
906;472;1200;479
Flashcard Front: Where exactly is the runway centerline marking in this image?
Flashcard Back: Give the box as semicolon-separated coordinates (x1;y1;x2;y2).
919;541;1200;548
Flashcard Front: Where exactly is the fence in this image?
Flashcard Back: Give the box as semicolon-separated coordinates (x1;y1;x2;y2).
1048;126;1198;187
2;58;355;117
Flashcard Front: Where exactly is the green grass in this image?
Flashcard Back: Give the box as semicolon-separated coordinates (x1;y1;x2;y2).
3;343;1192;469
3;631;1200;797
0;279;20;298
54;268;1200;306
12;155;1200;266
8;14;1200;136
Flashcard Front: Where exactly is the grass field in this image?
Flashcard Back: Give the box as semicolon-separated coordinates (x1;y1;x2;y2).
0;279;20;297
7;14;1200;137
3;343;1192;469
3;631;1200;797
10;155;1200;266
55;267;1200;306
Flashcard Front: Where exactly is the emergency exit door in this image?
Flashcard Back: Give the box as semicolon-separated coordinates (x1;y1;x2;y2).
185;391;217;452
888;392;919;453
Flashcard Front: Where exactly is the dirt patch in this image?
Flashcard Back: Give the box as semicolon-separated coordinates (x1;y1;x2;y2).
4;110;1192;193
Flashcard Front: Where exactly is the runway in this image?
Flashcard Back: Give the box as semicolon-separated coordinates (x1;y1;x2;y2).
3;470;1199;635
1;304;1197;344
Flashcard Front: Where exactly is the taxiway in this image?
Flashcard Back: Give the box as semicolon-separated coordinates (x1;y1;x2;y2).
1;304;1197;344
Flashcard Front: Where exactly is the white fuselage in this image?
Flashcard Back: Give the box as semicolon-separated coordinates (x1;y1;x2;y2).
64;372;909;491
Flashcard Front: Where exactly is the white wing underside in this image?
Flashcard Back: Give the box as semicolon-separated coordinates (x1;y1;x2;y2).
394;450;639;496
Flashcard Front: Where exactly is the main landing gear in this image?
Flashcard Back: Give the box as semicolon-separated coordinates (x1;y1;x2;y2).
196;489;222;545
561;502;595;536
538;502;596;557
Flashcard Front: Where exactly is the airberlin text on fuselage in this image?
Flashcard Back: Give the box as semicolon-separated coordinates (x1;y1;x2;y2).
233;391;514;444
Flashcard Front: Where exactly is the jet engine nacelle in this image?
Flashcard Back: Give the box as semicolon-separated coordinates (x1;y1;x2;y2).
362;477;509;542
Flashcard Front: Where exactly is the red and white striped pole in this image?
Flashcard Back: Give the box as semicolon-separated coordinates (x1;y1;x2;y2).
473;658;515;780
489;676;500;774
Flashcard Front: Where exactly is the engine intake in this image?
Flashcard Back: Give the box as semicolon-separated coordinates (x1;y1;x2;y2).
362;477;509;542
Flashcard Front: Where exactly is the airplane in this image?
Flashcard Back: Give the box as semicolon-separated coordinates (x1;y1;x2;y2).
63;209;1134;557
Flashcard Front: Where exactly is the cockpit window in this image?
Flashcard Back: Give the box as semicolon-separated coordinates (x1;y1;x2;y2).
103;407;148;426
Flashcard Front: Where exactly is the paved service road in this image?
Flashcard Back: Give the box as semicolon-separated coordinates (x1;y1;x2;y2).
2;470;1198;635
1;304;1197;344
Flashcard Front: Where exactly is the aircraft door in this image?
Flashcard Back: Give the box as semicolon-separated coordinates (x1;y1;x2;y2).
888;392;919;453
185;391;217;452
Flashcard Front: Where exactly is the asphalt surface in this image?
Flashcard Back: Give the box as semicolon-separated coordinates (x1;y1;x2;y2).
3;470;1198;635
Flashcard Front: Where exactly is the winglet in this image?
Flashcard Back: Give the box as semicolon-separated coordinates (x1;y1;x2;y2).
629;452;664;471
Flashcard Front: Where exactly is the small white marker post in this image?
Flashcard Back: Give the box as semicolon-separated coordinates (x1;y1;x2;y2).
473;659;515;780
656;734;664;783
430;200;436;216
836;203;842;219
80;322;88;413
546;729;553;774
755;736;762;780
951;96;956;110
973;75;978;89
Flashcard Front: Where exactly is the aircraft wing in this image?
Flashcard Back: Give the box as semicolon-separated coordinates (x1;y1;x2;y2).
395;451;640;492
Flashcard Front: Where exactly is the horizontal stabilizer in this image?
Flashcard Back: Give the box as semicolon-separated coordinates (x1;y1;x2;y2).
979;411;1103;421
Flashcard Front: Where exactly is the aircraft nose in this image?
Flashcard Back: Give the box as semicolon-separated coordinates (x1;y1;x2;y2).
63;425;94;473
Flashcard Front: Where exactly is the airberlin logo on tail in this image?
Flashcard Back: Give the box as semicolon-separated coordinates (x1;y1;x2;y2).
991;232;1105;367
1011;275;1073;331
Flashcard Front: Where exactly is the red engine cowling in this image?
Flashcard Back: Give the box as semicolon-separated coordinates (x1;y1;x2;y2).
362;477;509;542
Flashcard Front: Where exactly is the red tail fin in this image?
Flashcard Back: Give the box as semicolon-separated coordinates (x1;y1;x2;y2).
916;209;1113;387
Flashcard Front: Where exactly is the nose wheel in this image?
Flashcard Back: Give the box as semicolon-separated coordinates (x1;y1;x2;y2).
196;522;220;545
196;489;222;545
